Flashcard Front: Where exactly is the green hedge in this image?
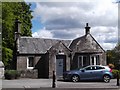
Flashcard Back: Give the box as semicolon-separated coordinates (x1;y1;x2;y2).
112;69;120;78
4;70;20;80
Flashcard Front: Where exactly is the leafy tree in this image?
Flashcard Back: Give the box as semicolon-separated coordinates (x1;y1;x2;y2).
2;2;33;69
107;44;120;69
2;47;13;69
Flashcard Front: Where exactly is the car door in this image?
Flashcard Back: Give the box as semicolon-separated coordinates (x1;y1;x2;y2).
80;66;94;80
91;66;104;79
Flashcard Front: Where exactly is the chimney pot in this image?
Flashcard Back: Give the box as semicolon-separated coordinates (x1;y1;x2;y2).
85;23;91;35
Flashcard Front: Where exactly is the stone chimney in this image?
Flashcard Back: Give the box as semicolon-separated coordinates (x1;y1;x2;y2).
15;19;21;40
15;19;21;33
13;19;21;70
14;19;21;54
85;23;91;35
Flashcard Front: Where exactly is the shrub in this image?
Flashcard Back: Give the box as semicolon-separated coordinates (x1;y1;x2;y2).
108;64;115;69
112;69;120;78
4;70;20;80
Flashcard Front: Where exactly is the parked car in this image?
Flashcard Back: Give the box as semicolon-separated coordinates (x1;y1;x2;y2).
63;65;113;83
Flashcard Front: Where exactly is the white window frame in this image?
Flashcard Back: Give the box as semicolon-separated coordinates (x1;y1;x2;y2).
78;56;83;68
27;57;34;69
90;55;100;65
78;55;88;68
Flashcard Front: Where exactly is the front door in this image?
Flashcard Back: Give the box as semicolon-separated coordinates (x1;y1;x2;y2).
56;58;63;79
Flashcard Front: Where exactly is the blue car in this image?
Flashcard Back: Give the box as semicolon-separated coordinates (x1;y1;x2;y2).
63;65;113;83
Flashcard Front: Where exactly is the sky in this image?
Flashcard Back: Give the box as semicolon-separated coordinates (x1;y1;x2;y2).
26;0;118;50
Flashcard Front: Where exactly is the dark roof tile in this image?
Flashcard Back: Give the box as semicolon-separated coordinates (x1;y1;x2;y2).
18;37;71;54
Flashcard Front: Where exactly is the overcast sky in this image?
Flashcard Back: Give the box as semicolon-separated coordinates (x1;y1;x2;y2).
28;0;118;50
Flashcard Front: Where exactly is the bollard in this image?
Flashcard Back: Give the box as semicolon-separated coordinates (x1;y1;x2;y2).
116;71;119;86
52;71;56;88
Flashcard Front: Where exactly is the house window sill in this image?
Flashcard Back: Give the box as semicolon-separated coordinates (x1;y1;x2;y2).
27;67;34;69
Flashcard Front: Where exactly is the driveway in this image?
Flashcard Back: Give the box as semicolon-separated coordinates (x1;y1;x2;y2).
1;79;120;90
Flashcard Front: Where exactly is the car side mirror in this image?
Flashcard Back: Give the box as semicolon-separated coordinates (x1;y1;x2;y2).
81;69;85;72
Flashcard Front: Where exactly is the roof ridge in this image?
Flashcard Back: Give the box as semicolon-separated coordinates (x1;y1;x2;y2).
20;36;72;41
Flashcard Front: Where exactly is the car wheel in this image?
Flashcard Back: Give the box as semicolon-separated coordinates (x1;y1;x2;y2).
71;75;79;82
103;75;110;83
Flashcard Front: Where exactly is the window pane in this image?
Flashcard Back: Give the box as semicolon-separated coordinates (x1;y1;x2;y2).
96;55;100;65
96;66;105;70
83;56;88;67
78;56;82;68
92;66;96;70
91;56;94;65
85;66;92;70
78;56;90;68
28;57;34;67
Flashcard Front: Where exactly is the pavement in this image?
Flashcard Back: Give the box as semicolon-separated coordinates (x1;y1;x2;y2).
1;79;120;90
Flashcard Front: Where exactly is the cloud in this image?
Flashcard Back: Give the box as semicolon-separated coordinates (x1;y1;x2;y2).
32;28;53;38
91;26;118;49
101;43;116;50
33;0;118;28
32;0;118;50
52;28;84;39
45;17;83;30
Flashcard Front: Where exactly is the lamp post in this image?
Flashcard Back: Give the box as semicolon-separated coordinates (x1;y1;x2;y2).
116;71;119;86
52;70;56;88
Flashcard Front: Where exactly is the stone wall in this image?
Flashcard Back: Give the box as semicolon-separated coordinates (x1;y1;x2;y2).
19;69;38;79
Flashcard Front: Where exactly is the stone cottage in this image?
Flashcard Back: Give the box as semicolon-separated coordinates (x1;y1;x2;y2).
14;20;106;79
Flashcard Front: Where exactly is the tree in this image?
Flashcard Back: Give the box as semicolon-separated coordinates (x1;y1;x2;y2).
106;44;120;69
2;2;33;69
2;47;13;69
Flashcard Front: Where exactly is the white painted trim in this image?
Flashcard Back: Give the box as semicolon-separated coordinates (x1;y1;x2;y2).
81;56;83;67
90;56;92;65
58;52;65;55
78;55;101;68
90;55;100;65
27;57;34;69
94;56;96;65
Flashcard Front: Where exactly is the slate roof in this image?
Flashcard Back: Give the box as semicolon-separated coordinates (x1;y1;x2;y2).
69;34;105;53
18;33;105;54
18;37;71;54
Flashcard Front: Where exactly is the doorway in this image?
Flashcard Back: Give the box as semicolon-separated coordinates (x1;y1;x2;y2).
56;55;66;79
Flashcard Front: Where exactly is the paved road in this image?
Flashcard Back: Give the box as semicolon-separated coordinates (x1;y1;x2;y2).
1;79;120;89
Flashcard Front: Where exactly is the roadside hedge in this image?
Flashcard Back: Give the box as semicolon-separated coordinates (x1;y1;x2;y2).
4;70;20;80
112;69;120;78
